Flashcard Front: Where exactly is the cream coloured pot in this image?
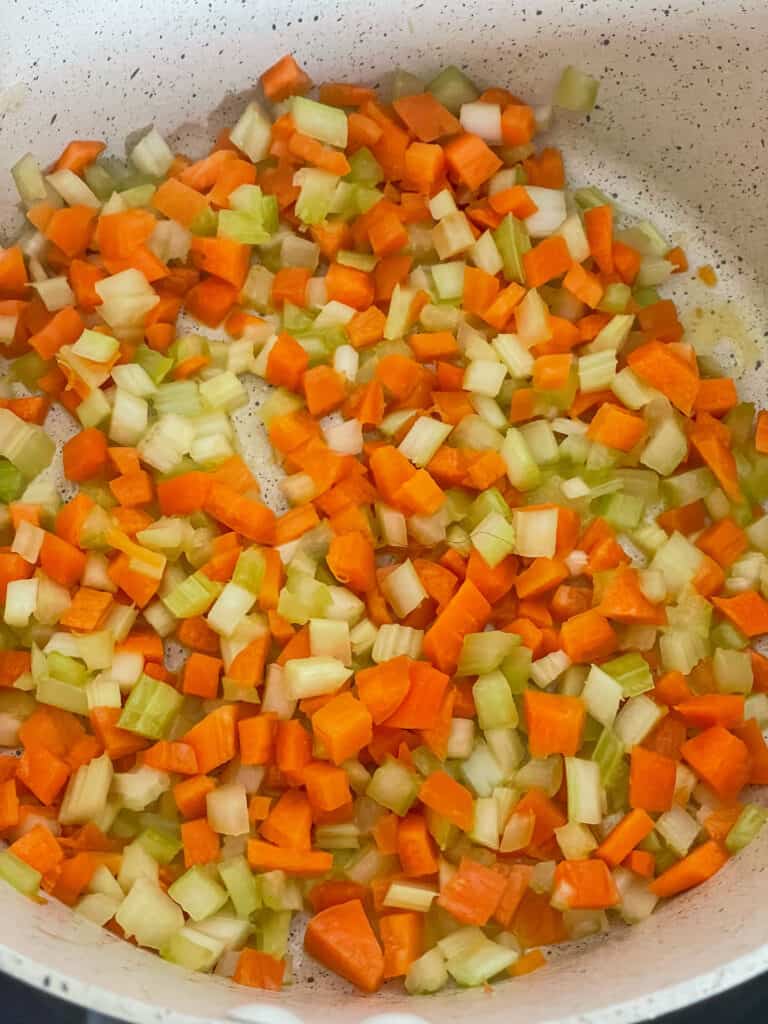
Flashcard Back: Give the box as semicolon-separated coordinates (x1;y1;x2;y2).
1;0;767;1021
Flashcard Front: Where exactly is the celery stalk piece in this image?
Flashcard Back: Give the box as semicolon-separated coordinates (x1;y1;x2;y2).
168;866;229;922
655;804;700;856
712;647;753;694
428;66;480;114
160;927;224;972
137;827;183;866
116;877;185;950
493;215;530;284
726;804;768;854
641;417;688;475
366;758;419;815
458;631;520;676
59;754;114;825
461;742;506;796
471;511;517;568
230;101;271;161
384;881;438;912
12;153;47;205
380;560;428;618
118;675;183;739
565;757;603;824
253;910;292;959
284;656;352;699
0;850;41;898
602;653;654;697
582;665;623;727
592;727;625;786
112;767;170;814
514;506;558;558
473;671;518;730
371;623;423;663
446;936;517;986
614;694;665;748
76;893;122;927
292;96;348;148
163;571;222;618
433;212;476;260
500;647;533;693
501;428;542;491
554;66;600;112
398;417;453;467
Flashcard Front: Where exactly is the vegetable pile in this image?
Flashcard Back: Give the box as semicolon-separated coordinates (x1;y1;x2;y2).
0;51;767;996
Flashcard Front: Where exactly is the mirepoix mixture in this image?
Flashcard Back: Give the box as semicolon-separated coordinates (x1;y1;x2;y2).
0;52;766;995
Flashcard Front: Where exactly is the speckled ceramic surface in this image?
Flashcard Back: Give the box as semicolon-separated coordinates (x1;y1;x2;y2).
1;0;768;1021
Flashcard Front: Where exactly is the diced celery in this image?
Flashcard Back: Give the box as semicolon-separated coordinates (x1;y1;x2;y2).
650;532;703;596
118;675;183;739
76;892;122;927
380;559;428;618
659;630;709;674
611;367;657;410
470;796;500;849
663;467;716;507
578;350;616;392
655;804;700;856
160;927;224;973
602;653;654;697
640;417;688;476
112;767;170;815
168;866;228;922
217;856;261;918
501;427;542;491
229;101;271;161
554;66;600;112
500;647;532;694
0;850;41;897
594;492;644;531
137;826;182;866
291;95;348;147
433;211;475;260
493;215;530;285
555;821;598;862
470;511;517;568
514;506;558;558
712;647;753;693
384;880;438;912
473;671;518;730
530;650;572;688
1;457;31;503
582;665;623;727
726;804;768;854
599;283;631;314
59;754;114;825
592;727;625;786
446;935;517;986
253;910;292;959
116;877;184;949
458;631;519;676
428;66;480;114
371;623;423;663
284;657;352;699
260;870;304;910
614;694;664;747
565;757;603;824
710;620;748;651
460;742;505;797
366;758;419;815
163;570;221;618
